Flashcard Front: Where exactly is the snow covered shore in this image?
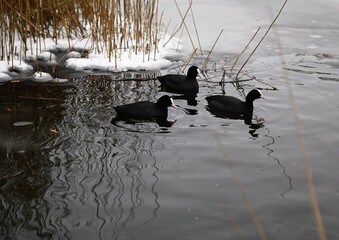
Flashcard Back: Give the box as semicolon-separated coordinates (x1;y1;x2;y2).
0;35;183;82
2;0;338;82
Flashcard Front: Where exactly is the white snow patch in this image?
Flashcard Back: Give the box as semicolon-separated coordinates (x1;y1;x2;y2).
25;51;57;61
65;52;173;72
0;60;33;73
64;36;181;72
0;60;34;81
31;72;54;82
0;33;182;81
0;73;12;82
66;51;82;58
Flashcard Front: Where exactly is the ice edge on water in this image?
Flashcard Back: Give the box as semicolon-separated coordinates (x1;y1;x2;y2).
0;34;183;82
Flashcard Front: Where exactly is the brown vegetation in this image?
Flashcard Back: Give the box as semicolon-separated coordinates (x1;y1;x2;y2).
0;0;161;67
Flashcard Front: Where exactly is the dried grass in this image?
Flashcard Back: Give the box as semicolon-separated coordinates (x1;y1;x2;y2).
0;0;162;69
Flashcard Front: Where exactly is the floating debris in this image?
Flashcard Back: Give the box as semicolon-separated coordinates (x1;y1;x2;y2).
13;121;33;127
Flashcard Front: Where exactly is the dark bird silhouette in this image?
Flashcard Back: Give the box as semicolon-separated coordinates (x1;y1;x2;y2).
205;89;265;125
113;95;176;122
157;66;200;94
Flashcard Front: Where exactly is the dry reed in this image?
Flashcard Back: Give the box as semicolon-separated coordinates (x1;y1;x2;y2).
162;0;192;48
230;27;261;72
0;0;162;69
201;29;223;71
219;0;289;90
235;0;288;79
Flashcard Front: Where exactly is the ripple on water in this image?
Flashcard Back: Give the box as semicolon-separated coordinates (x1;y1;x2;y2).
39;75;167;238
2;53;339;239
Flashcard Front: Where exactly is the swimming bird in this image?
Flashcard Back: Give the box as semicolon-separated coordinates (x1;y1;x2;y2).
157;66;200;94
113;95;176;121
205;89;265;114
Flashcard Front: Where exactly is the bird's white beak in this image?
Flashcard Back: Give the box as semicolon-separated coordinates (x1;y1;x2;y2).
170;98;177;108
198;68;207;80
257;89;266;99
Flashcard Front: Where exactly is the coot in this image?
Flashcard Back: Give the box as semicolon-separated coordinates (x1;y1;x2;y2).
113;95;176;120
205;89;265;114
157;66;200;94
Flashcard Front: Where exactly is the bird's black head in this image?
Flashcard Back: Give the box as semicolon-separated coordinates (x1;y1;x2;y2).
245;89;265;104
156;95;177;108
186;66;200;80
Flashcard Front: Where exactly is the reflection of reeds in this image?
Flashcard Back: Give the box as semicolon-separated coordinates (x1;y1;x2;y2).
281;51;328;240
271;8;328;240
0;0;161;68
207;121;268;240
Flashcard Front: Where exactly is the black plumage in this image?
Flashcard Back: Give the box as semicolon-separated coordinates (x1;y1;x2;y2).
113;95;176;120
206;89;264;114
157;66;200;94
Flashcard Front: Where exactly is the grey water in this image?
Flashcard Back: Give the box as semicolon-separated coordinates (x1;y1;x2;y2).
1;55;339;240
1;0;339;239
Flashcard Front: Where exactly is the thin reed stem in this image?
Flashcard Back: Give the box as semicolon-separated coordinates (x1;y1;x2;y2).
180;47;197;74
162;0;192;47
231;27;261;72
174;0;196;52
190;4;202;55
235;0;288;79
202;29;223;70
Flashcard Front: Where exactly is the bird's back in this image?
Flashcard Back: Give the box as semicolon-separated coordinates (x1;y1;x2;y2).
206;95;250;113
157;75;198;94
157;74;186;83
114;101;167;119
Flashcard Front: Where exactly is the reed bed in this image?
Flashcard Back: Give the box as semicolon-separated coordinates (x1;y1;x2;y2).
0;0;161;68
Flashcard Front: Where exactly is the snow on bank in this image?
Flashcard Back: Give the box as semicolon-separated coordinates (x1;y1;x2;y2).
64;38;182;72
0;35;183;82
0;60;33;82
60;35;183;72
2;0;339;83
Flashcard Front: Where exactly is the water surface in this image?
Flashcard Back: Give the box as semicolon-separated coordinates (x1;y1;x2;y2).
1;0;339;239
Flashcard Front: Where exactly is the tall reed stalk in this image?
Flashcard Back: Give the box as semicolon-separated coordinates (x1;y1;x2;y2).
0;0;161;69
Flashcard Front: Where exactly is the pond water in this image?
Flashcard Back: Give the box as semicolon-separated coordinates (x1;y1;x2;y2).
1;0;339;239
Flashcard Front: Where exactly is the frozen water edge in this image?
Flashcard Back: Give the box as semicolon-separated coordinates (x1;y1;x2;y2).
64;35;184;72
1;0;338;82
0;35;184;82
159;0;339;56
